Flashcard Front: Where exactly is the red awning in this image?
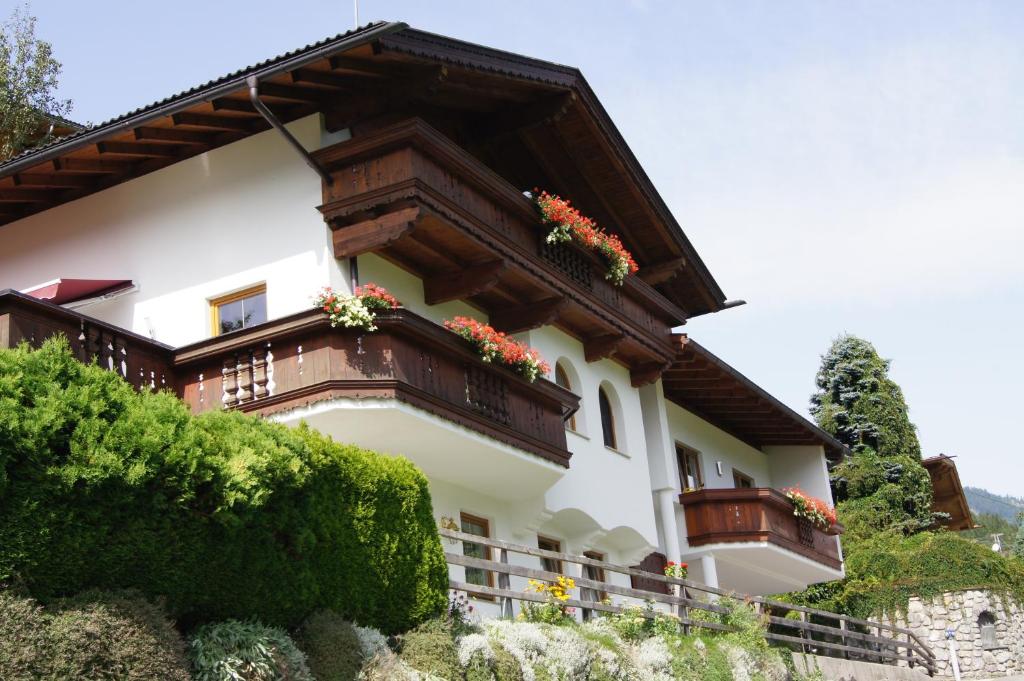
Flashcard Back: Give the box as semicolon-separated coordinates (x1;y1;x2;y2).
24;278;133;305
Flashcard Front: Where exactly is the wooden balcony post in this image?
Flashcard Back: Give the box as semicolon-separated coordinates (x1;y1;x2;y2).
498;548;513;619
839;618;850;659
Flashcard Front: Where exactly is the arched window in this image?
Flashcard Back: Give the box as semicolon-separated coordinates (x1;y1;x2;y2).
554;363;577;431
598;386;616;449
979;611;999;650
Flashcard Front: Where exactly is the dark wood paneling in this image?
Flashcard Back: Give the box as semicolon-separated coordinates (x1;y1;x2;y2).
0;292;175;391
680;487;842;570
1;292;576;467
313;118;681;373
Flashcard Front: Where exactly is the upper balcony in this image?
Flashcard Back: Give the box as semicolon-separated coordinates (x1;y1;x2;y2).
0;291;578;491
311;118;685;385
680;487;843;595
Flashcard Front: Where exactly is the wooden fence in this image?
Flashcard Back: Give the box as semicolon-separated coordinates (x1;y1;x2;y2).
440;528;936;676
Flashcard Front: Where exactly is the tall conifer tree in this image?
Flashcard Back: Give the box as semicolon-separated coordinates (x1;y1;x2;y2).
811;336;934;537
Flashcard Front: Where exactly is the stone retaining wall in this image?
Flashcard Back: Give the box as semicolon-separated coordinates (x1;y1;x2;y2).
880;589;1022;678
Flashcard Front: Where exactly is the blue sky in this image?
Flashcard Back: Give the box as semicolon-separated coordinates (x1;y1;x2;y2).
19;1;1024;496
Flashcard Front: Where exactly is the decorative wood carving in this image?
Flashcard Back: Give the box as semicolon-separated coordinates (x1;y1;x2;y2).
539;239;593;290
584;334;624;363
330;206;421;257
252;346;269;399
630;362;670;388
465;363;511;427
638;257;686;285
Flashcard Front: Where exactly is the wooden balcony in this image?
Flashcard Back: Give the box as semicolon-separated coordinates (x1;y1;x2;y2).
0;291;578;466
680;488;842;570
311;118;685;385
0;289;175;390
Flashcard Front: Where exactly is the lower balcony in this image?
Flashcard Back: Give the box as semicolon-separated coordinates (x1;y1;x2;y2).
1;291;578;498
680;487;844;595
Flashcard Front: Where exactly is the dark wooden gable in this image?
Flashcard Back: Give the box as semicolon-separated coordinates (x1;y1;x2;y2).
0;23;726;320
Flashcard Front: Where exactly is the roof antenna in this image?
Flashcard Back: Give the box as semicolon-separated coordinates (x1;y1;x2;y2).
353;0;359;28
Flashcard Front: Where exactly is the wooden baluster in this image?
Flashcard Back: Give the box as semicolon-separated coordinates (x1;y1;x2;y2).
100;331;115;372
252;346;268;400
799;611;809;654
498;549;513;619
86;325;102;364
222;355;239;407
115;337;128;378
77;322;89;362
236;351;253;403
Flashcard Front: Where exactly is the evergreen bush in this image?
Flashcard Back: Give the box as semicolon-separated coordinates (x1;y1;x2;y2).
0;338;447;633
296;610;365;681
0;588;191;681
397;618;462;680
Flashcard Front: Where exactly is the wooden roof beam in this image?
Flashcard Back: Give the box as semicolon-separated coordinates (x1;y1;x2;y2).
96;141;185;158
328;54;420;78
256;81;337;105
331;206;421;258
473;91;577;139
12;173;95;188
133;127;216;146
52;158;134;174
211;98;281;115
639;257;686;286
0;187;61;203
424;260;505;305
631;361;670;388
171;112;257;132
490;297;566;334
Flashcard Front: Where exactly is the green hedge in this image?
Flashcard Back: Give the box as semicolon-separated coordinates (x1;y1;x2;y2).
0;338;447;633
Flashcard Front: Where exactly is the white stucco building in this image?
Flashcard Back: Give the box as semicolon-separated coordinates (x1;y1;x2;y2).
0;21;846;611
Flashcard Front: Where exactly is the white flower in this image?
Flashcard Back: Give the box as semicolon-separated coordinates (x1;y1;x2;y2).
457;633;494;667
627;637;674;681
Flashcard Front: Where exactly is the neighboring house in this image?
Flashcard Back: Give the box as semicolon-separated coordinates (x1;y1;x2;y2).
923;455;975;532
0;21;846;608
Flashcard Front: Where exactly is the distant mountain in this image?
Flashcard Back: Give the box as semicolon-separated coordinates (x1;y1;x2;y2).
964;486;1024;523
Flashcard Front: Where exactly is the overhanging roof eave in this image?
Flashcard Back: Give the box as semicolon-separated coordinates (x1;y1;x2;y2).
0;21;407;178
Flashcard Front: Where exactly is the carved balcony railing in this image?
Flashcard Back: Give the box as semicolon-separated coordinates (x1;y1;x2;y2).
311;118;684;386
0;290;175;391
0;291;578;467
680;487;843;570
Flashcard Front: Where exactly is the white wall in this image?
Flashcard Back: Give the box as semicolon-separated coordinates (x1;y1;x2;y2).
0;115;346;347
763;445;833;502
523;324;659;554
357;253;483;325
665;401;773;490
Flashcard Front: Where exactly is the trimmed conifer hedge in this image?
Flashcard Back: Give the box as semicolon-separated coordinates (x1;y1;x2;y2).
0;338;447;633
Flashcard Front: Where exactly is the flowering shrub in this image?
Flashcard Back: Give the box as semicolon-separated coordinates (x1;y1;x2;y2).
782;487;838;530
535;190;639;285
520;576;576;625
602;600;681;642
443;316;550;382
664;561;688;580
313;283;400;332
445;590;476;636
